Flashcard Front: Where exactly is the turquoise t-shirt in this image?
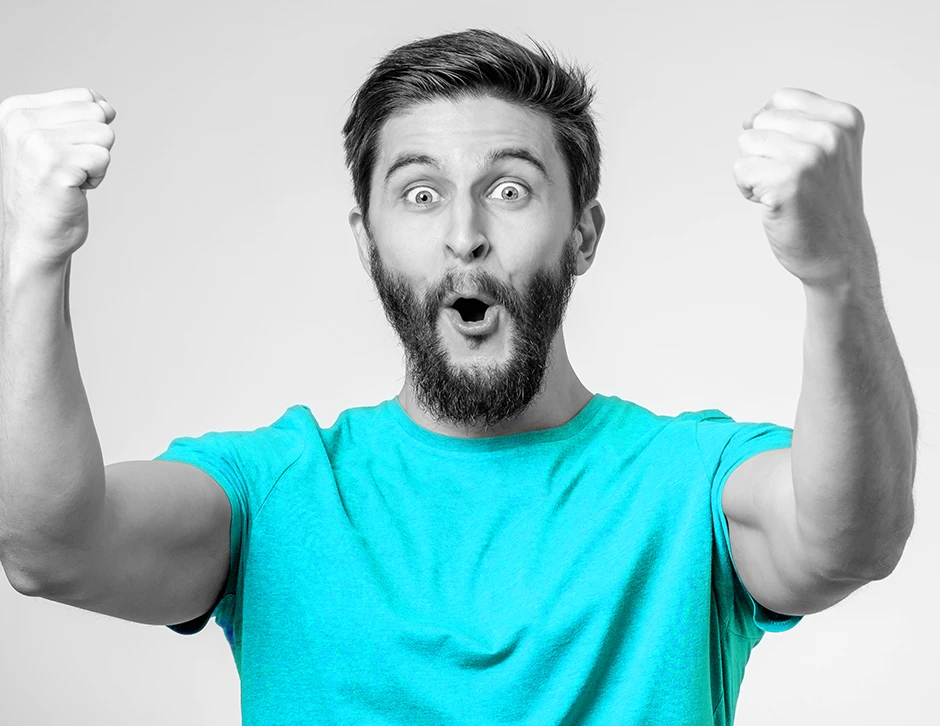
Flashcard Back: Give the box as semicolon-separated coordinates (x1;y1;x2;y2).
153;394;800;725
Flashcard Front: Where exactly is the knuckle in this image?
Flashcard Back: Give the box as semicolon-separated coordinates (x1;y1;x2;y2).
842;103;864;132
87;101;107;123
101;124;116;148
0;94;26;122
818;122;841;152
21;127;45;158
1;107;27;137
799;142;825;167
86;144;111;168
22;129;57;173
772;87;791;105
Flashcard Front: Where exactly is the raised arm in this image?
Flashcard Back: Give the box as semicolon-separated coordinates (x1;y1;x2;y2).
0;89;231;627
722;88;917;616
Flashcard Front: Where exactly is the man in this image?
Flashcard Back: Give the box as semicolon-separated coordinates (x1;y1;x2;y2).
0;28;917;725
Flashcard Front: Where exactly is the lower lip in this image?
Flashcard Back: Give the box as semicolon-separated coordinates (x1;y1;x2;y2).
444;305;500;336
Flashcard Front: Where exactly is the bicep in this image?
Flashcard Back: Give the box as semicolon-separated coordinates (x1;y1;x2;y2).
723;448;868;617
33;459;232;627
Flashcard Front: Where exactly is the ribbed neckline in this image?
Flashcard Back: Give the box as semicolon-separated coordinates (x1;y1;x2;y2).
384;393;609;453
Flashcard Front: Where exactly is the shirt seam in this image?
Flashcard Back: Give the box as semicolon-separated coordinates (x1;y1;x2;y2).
388;395;608;454
256;432;308;519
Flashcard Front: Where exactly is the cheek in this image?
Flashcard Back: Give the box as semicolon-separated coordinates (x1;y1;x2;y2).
370;218;437;279
500;233;560;279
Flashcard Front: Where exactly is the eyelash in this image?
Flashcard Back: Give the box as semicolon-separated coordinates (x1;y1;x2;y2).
403;180;529;206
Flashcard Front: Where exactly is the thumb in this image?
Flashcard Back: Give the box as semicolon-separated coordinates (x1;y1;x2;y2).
732;156;785;211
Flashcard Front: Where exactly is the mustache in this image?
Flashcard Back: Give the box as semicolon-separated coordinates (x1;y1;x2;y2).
423;268;525;322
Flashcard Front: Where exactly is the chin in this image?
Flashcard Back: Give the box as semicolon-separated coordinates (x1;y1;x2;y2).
445;339;512;365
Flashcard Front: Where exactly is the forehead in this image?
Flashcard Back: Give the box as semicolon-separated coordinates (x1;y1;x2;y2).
375;95;560;177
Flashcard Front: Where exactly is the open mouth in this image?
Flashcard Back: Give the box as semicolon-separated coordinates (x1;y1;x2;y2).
450;297;490;323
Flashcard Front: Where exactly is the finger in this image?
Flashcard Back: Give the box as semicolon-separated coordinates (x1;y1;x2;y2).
31;100;110;128
767;87;830;112
63;144;111;189
88;90;117;124
732;156;761;202
732;156;788;211
737;128;807;159
742;98;772;130
745;87;857;129
0;88;116;125
751;108;842;150
743;88;824;128
2;87;99;112
46;121;116;151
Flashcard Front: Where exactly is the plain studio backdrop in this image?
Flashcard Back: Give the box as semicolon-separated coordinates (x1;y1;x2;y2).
1;1;937;724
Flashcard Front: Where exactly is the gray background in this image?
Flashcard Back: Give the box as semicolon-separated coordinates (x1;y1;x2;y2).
1;0;937;723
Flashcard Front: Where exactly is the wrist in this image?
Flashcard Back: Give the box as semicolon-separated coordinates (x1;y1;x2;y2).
1;241;71;290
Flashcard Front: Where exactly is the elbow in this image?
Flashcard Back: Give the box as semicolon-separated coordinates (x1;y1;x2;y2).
0;541;72;598
869;512;915;581
1;557;48;597
847;510;915;582
810;502;915;584
859;548;906;582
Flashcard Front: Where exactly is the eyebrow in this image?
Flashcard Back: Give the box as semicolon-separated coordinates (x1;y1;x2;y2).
382;146;554;190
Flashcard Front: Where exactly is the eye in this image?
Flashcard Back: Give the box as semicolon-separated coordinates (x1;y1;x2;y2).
404;186;441;206
488;181;529;202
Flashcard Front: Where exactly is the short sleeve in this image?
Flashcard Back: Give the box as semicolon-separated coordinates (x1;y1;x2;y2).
695;410;803;636
151;407;307;637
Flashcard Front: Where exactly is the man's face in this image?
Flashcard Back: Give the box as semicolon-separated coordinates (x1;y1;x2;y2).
353;95;584;429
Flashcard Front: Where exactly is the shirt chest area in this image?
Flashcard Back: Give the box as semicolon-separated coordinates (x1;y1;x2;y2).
240;452;714;643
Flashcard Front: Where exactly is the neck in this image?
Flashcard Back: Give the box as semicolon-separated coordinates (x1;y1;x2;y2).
396;329;592;439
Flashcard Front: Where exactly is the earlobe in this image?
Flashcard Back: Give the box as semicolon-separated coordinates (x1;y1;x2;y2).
575;200;606;275
348;206;372;275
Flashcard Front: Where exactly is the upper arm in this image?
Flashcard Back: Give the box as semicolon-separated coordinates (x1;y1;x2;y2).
29;459;233;627
722;447;870;617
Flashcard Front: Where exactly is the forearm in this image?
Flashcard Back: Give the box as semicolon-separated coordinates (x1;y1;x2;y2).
0;244;105;592
792;262;917;581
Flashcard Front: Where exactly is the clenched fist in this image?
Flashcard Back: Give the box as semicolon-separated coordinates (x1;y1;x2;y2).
732;87;875;289
0;87;117;269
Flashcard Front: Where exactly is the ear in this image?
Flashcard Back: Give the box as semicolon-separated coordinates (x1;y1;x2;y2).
348;205;372;275
573;199;606;276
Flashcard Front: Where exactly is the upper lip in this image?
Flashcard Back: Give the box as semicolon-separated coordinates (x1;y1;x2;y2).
442;290;497;308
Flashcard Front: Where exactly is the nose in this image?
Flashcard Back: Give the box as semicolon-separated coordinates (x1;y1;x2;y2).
444;194;490;263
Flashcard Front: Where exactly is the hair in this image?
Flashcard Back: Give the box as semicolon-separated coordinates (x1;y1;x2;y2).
341;28;602;237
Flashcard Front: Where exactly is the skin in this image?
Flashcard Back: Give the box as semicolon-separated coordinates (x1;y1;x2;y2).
346;87;915;619
348;95;606;438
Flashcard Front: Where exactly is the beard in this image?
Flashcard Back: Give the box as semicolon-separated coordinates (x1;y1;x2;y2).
368;232;579;430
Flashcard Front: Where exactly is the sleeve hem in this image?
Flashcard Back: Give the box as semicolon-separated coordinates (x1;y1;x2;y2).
695;415;803;635
152;450;245;637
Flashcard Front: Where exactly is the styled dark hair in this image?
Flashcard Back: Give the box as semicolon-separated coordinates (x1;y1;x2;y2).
341;28;602;236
